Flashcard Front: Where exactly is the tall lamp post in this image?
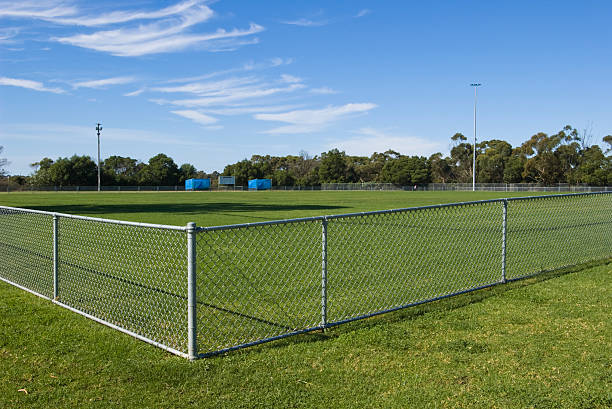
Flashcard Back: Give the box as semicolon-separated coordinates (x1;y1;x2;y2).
470;83;481;192
96;123;102;192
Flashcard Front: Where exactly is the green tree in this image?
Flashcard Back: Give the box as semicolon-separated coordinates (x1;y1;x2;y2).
521;126;577;185
68;155;97;185
139;154;179;185
476;140;512;183
318;149;348;183
503;149;526;183
603;135;612;154
449;133;475;182
30;155;96;186
178;163;198;184
102;156;141;185
380;155;430;186
573;145;611;186
429;153;452;183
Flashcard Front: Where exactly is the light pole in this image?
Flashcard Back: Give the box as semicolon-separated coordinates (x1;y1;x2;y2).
470;83;481;192
96;123;102;192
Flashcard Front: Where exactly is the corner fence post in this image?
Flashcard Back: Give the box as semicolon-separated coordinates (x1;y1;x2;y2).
321;217;328;330
53;214;59;300
187;222;198;360
501;200;508;283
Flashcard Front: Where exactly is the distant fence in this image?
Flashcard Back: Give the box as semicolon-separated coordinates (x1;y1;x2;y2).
2;182;611;193
1;192;611;359
322;183;612;192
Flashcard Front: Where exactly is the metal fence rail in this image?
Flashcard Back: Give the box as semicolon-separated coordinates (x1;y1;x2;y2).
0;192;611;359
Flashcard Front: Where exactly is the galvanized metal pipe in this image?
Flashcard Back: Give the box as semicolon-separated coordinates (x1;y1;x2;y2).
321;217;328;329
53;214;59;300
187;222;198;360
502;200;507;283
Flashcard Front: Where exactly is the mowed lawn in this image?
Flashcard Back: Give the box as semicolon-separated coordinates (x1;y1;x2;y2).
0;190;553;227
0;191;610;408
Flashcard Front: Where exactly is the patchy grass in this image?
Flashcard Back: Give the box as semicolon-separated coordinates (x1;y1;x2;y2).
1;261;610;408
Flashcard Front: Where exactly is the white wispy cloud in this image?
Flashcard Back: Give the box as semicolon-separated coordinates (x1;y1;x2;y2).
0;76;65;93
0;27;19;42
310;86;337;95
329;127;442;157
152;76;258;95
169;83;305;108
355;9;371;18
280;74;302;83
54;21;264;57
204;104;304;116
164;58;293;84
0;0;202;26
282;18;328;27
51;0;203;27
171;109;218;125
0;1;76;20
124;88;145;97
254;103;377;134
72;76;135;89
0;1;264;57
270;57;293;67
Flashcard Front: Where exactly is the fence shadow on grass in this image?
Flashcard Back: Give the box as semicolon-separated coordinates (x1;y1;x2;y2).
234;258;611;357
25;202;349;218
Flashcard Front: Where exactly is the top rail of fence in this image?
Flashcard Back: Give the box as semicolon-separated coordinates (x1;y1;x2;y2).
0;204;187;231
196;191;611;232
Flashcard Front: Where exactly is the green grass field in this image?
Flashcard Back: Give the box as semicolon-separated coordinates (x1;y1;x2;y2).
1;191;611;408
0;190;555;226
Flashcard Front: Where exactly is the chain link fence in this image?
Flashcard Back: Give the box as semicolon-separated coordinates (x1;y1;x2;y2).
1;192;611;359
321;182;612;192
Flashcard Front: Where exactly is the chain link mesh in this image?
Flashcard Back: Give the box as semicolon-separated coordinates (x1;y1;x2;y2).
195;220;322;355
1;192;610;358
506;193;612;279
0;207;54;298
327;202;503;323
56;217;188;352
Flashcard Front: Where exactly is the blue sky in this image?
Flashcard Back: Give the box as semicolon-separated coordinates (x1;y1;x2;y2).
1;0;611;175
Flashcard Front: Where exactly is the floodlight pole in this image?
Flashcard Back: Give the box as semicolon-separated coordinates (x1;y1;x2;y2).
470;83;481;192
96;123;102;192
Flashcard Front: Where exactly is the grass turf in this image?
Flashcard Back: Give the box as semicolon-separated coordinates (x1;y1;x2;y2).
0;190;554;226
0;261;610;408
0;191;610;407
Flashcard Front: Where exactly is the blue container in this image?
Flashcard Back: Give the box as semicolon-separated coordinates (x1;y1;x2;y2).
185;178;210;190
248;179;272;190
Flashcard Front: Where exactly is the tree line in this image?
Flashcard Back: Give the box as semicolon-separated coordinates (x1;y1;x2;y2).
4;125;612;187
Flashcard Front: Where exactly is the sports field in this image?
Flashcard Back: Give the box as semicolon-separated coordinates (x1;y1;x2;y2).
0;190;554;226
0;191;610;408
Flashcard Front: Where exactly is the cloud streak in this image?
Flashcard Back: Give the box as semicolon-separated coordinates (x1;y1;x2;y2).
255;103;377;134
310;86;337;95
0;76;65;93
355;9;371;18
282;18;327;27
54;22;264;57
0;1;264;57
171;110;218;125
72;76;135;89
168;82;305;108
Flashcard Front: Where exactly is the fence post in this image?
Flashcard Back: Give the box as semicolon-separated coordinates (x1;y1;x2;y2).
186;222;198;360
321;217;328;330
53;214;59;299
501;200;507;283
